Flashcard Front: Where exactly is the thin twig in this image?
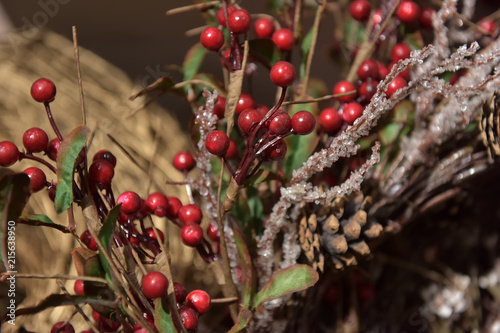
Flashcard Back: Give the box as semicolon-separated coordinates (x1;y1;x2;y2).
72;26;86;127
166;1;219;16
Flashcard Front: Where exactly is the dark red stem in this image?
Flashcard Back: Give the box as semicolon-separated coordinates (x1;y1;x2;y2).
44;102;63;141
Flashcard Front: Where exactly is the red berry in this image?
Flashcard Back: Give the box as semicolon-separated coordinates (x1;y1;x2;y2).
479;18;497;36
357;60;379;81
80;230;98;251
205;130;230;156
391;43;411;62
178;204;203;224
419;7;435;29
272;28;294;51
133;321;156;333
200;27;225;51
51;322;75;333
359;80;378;102
146;227;165;243
385;77;407;97
23;167;46;192
89;160;115;187
180;223;204;247
333;81;357;102
256;104;270;117
179;306;199;330
166;197;183;219
238;108;262;134
342;103;364;125
135;199;149;220
142;271;169;299
74;280;85;295
270;61;296;87
254;17;275;38
225;139;238;159
372;9;383;26
228;9;252;34
236;93;255;114
186;289;211;315
31;78;56;103
269;111;292;135
46;138;60;161
173;151;196;172
117;191;142;215
0;141;19;167
207;223;220;242
396;1;420;25
291;111;316;135
216;5;236;26
174;282;187;303
212;96;226;119
350;0;371;21
145;192;169;217
23;127;49;153
92;150;117;167
264;140;287;160
319;108;343;134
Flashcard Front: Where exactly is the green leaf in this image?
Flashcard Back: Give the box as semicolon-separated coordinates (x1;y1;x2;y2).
380;123;400;145
227;307;252;333
244;168;282;186
183;43;208;84
19;214;70;233
233;229;253;308
98;204;121;284
55;125;90;214
231;187;264;235
248;38;282;69
252;264;319;309
0;294;117;322
300;26;315;78
154;298;177;333
284;104;318;175
268;0;285;12
405;31;424;51
71;247;105;278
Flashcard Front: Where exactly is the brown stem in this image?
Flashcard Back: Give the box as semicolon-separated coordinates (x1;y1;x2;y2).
44;102;63;141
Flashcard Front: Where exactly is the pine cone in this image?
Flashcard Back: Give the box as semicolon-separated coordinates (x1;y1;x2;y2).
299;192;383;270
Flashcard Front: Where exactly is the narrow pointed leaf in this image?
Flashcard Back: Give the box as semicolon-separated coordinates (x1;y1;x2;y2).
55;125;90;214
252;264;319;309
183;43;208;84
227;307;252;333
154;298;177;333
19;214;70;233
233;229;253;308
98;204;121;283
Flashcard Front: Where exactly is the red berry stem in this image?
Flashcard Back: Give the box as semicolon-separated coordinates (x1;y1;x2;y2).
234;88;287;185
19;152;56;174
44;102;64;142
223;158;236;177
195;243;216;263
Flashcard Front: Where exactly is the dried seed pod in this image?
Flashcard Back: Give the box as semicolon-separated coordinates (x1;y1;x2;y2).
341;219;362;241
349;241;370;255
364;223;383;239
323;234;348;254
323;214;340;233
